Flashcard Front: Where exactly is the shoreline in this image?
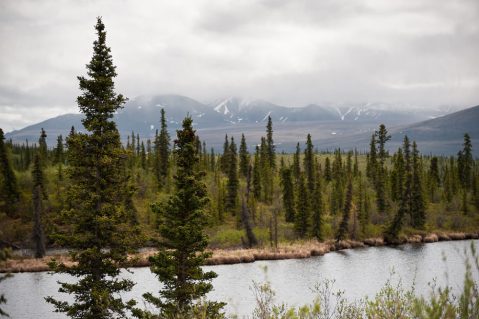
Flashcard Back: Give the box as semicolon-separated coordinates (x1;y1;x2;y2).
2;231;478;273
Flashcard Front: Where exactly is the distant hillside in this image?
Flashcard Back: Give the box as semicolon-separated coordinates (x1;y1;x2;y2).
5;94;449;147
317;105;479;156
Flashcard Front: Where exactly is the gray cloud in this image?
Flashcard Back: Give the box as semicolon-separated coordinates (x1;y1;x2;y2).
0;0;478;131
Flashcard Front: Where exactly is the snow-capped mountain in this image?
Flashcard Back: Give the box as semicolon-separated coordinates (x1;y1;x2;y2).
5;94;461;147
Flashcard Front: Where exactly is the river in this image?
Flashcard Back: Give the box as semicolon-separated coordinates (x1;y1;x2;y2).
2;239;478;318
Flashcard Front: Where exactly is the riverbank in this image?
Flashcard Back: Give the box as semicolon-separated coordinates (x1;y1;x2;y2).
1;231;478;273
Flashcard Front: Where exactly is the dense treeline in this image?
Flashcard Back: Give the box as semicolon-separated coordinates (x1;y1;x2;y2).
1;17;479;318
2;106;479;248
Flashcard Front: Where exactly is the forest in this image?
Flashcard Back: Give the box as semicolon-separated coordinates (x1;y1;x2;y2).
1;17;479;319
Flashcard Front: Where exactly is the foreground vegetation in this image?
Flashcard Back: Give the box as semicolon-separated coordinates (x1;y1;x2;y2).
0;17;478;318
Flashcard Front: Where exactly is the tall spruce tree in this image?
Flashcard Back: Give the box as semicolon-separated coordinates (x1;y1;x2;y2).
386;136;412;240
226;137;239;212
54;135;64;165
311;170;323;241
458;133;473;189
141;117;224;317
46;18;137;318
374;124;390;214
304;134;315;194
411;141;426;228
32;153;46;259
38;128;48;166
156;108;170;188
280;166;295;223
294;173;310;238
266;116;276;170
252;145;262;200
239;133;250;178
292;142;301;182
336;178;353;242
0;128;19;217
220;134;229;174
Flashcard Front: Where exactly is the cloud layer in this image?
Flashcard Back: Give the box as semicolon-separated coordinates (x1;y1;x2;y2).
1;0;478;131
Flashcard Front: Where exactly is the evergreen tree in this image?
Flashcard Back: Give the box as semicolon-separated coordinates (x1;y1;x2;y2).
428;156;440;202
390;148;405;202
386;136;412;239
374;124;390;214
220;134;229;174
25;139;31;169
292;142;301;182
156;108;170;188
46;18;138;318
375;124;391;166
32;153;46;259
141;117;224;317
336;178;353;241
252;145;262;200
259;136;273;203
38;128;48;165
226;137;239;212
411;141;426;228
0;128;19;217
54;135;64;165
294;173;309;238
239;133;250;178
280;166;295;223
458;133;473;189
304;134;315;194
266;116;276;170
311;170;323;241
140;141;146;170
353;149;359;177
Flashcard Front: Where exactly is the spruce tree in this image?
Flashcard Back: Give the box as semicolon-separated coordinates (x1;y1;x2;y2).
141;117;224;317
46;18;137;318
428;156;440;202
266;116;276;170
239;133;250;178
220;134;229;174
280;166;295;223
226;137;239;212
294;173;310;238
54;134;64;165
292;142;301;182
32;153;46;259
311;170;323;241
458;133;473;189
38;128;48;165
0;128;19;217
411;141;426;228
386;136;412;240
304;134;315;194
156;108;170;188
336;178;353;242
252;145;262;200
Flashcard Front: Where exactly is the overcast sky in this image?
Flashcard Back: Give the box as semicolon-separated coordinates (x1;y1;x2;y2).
1;0;478;131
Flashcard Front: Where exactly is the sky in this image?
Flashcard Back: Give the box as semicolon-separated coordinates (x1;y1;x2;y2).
1;0;478;132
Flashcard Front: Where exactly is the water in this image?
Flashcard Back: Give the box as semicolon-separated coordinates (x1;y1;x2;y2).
2;240;478;318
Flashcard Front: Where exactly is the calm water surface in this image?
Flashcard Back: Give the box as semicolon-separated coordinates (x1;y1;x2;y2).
3;240;478;318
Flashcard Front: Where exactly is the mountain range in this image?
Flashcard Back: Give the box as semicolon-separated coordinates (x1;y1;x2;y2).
4;94;477;155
